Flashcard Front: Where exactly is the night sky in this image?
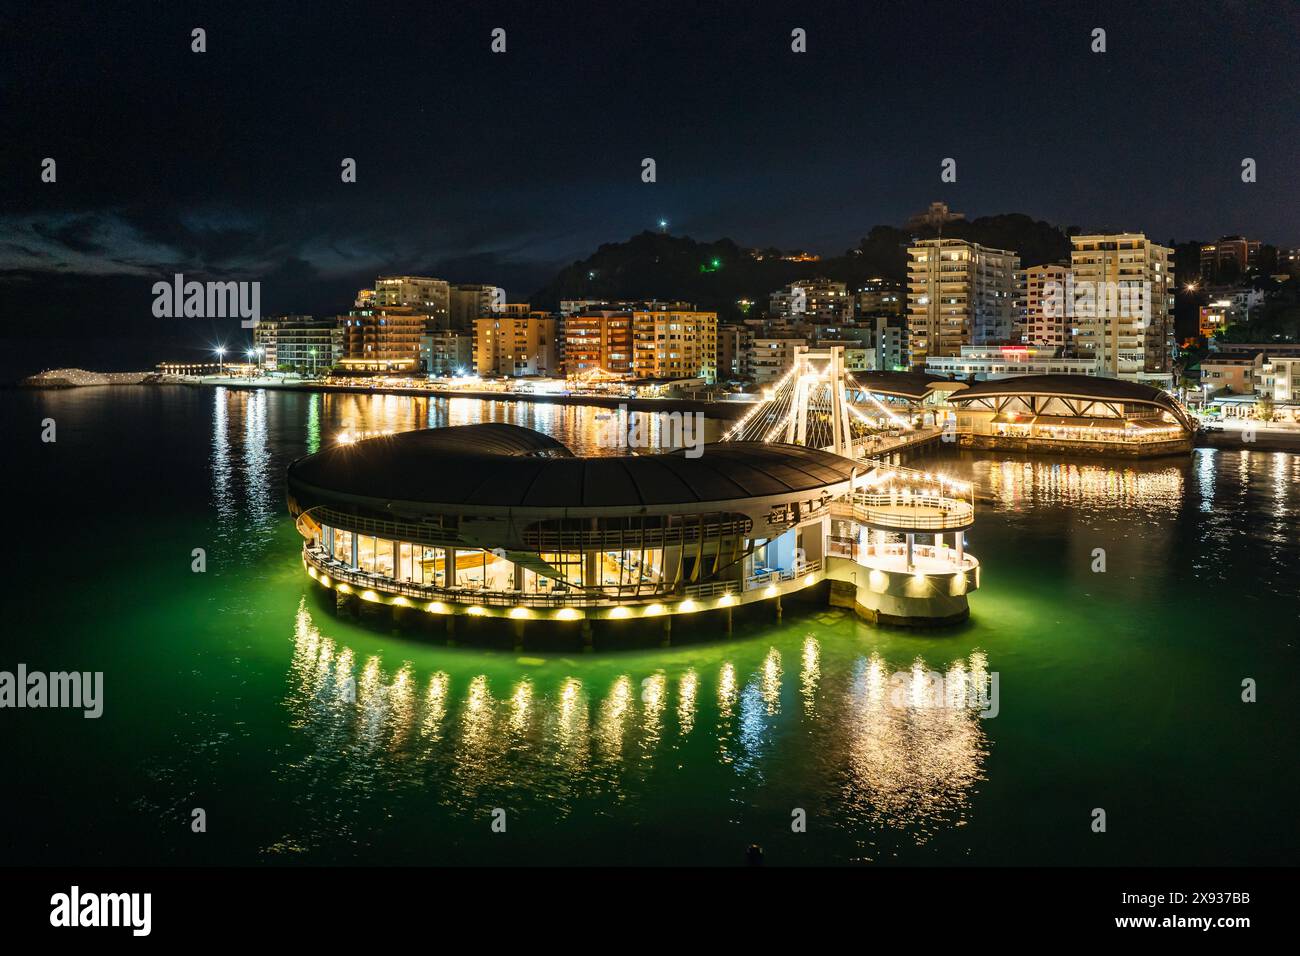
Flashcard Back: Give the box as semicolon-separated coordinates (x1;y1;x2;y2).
1;0;1297;376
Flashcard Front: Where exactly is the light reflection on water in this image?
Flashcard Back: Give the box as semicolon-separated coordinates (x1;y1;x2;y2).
981;458;1185;512
280;599;992;854
13;386;1300;865
205;388;1298;861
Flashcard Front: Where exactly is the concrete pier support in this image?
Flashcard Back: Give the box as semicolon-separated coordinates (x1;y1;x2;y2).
581;617;593;651
823;555;978;627
724;606;733;634
775;593;783;622
445;613;457;646
512;618;526;651
661;614;672;647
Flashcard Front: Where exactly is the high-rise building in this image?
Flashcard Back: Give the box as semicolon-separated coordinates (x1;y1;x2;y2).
277;315;343;372
1199;236;1260;280
448;284;504;330
253;315;343;372
370;276;451;327
473;315;557;377
1021;263;1072;349
769;278;852;324
630;307;717;382
1069;234;1174;380
563;309;634;377
340;306;425;371
906;238;1020;367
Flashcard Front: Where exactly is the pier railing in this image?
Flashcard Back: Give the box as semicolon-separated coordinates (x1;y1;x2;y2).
830;491;974;531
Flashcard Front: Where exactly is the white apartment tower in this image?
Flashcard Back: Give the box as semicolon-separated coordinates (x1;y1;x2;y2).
907;238;1020;367
1069;234;1174;380
1021;263;1072;349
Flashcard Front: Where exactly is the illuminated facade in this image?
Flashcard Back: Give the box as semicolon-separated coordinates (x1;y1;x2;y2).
473;314;557;377
369;275;450;325
287;422;980;631
563;309;634;376
631;308;718;383
925;345;1097;380
1020;263;1071;348
907;238;1020;367
1069;234;1174;380
769;278;852;323
339;307;425;371
950;374;1195;456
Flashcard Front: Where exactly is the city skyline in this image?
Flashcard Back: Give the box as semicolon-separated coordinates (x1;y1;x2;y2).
3;0;1298;377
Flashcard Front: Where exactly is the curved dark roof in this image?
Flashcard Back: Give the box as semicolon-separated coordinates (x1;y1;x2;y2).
950;374;1170;403
847;369;963;400
949;375;1192;428
288;424;859;510
359;421;575;458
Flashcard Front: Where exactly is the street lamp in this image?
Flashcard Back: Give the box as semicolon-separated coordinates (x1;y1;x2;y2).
309;348;317;377
215;346;225;376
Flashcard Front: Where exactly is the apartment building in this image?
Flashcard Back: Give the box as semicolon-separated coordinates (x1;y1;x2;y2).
473;315;557;377
1201;353;1261;395
340;307;425;371
1069;233;1174;380
907;238;1020;367
448;284;504;330
564;309;634;376
277;315;343;372
419;331;473;376
749;337;806;385
769;278;852;324
630;307;717;383
1021;263;1072;349
716;324;754;381
1199;235;1260;281
854;278;904;316
252;316;281;367
1256;355;1300;403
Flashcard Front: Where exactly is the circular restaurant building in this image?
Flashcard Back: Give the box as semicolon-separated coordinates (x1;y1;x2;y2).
287;423;871;624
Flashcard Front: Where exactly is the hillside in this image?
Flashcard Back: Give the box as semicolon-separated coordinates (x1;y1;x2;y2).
531;214;1077;321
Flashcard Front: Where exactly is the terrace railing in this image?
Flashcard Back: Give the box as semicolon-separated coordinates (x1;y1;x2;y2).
304;545;672;608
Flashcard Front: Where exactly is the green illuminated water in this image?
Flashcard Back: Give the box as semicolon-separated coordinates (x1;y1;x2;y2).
3;386;1297;865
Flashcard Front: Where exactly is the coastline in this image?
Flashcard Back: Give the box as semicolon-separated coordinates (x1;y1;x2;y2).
184;377;758;418
15;374;758;420
17;375;1300;452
